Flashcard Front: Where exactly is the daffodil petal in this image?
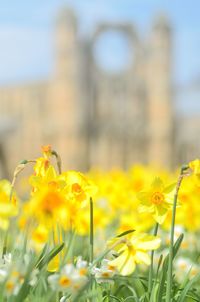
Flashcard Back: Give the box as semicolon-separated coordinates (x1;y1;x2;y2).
135;251;151;265
109;251;136;276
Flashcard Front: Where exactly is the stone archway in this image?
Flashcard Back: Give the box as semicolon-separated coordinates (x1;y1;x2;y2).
91;22;140;73
88;23;146;169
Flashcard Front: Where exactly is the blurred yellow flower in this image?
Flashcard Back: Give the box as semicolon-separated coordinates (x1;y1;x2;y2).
137;178;175;224
20;150;97;237
61;171;97;206
0;180;18;230
41;144;52;158
189;159;200;175
189;159;200;186
107;232;161;276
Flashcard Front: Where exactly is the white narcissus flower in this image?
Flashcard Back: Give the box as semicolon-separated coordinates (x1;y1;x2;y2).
174;257;192;283
29;269;39;287
48;259;88;293
75;256;88;278
174;256;200;283
60;297;67;302
92;259;117;283
0;269;8;282
60;297;72;302
3;253;12;265
0;253;12;283
0;252;39;297
48;264;75;291
190;265;200;279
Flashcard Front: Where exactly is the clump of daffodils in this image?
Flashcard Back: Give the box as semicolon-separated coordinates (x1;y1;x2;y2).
0;146;200;300
19;145;97;247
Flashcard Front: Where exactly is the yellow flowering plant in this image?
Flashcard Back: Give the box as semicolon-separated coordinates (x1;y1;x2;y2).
0;180;18;230
107;232;161;276
189;158;200;186
0;147;199;301
137;177;175;224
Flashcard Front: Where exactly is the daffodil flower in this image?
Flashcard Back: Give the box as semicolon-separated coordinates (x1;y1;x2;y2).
189;159;200;186
137;178;175;224
0;180;18;230
107;232;161;276
92;259;117;283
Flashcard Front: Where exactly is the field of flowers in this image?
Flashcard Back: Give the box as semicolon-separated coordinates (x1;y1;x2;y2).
0;145;199;301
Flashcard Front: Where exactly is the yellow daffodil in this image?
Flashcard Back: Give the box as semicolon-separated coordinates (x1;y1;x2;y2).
20;149;97;236
189;159;200;175
0;180;18;230
61;171;97;206
31;224;49;251
41;144;52;158
107;232;161;276
24;186;68;228
189;159;200;186
137;178;175;224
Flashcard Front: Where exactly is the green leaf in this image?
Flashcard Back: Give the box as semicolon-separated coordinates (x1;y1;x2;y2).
14;257;36;302
35;243;48;264
177;273;200;302
155;254;163;279
35;242;65;270
157;234;184;301
108;295;122;302
116;229;135;238
150;283;159;302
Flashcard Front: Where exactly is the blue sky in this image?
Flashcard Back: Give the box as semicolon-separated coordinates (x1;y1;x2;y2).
0;0;200;112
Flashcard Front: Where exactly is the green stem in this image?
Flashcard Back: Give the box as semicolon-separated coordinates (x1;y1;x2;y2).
89;197;94;263
148;222;159;294
4;160;35;258
51;150;62;174
2;232;8;258
166;165;188;302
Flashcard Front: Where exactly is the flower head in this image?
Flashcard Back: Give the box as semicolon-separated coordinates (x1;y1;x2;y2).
137;178;175;224
41;145;52;158
189;159;200;186
48;259;88;293
107;232;161;276
61;171;97;206
92;259;117;283
0;180;18;230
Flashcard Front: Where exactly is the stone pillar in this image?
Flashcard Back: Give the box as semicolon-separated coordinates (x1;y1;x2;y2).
146;14;173;167
47;8;87;171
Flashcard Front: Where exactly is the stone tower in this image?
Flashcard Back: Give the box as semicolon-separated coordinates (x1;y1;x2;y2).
47;8;87;170
146;15;173;167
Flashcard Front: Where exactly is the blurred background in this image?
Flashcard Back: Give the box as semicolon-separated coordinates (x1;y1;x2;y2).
0;0;200;177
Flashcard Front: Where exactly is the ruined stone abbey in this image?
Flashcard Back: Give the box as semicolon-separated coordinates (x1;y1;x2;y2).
0;7;174;176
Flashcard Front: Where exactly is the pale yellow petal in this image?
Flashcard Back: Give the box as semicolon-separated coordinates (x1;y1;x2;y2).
109;251;136;276
134;235;161;250
135;251;151;265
